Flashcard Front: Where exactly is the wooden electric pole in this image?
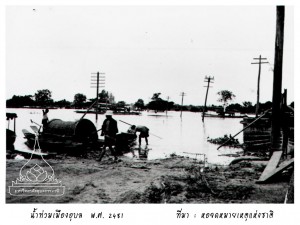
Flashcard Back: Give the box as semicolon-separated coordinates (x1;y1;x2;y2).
202;76;214;122
251;55;269;117
271;6;285;153
180;92;186;117
91;71;105;121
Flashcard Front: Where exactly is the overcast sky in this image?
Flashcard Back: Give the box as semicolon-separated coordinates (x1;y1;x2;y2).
6;5;294;106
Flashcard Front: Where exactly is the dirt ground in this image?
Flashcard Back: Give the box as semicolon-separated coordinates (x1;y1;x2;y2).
6;150;293;204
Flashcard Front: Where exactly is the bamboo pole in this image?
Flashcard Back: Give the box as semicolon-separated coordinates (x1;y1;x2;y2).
119;120;163;139
79;100;98;120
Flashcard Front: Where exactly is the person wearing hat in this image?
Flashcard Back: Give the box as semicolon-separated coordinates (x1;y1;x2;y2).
99;110;119;161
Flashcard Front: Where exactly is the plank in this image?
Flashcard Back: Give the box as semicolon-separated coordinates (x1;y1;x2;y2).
229;156;267;165
244;139;271;144
256;158;294;184
257;151;282;182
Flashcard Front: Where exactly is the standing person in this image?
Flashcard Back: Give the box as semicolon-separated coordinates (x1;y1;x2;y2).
98;110;119;161
41;108;49;132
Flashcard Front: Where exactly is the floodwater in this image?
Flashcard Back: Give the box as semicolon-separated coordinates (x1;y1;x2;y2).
6;108;245;165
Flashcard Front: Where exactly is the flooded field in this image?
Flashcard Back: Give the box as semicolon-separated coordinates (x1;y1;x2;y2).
6;108;244;165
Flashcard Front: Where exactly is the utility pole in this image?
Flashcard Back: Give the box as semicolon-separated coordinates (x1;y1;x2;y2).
179;92;186;117
91;71;105;121
271;6;285;154
202;76;214;122
251;55;269;117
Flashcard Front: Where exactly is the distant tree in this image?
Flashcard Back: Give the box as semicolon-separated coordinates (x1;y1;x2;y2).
167;101;175;110
116;101;126;108
207;104;218;111
260;101;272;112
147;100;168;112
73;93;87;107
190;105;202;112
35;89;53;106
97;90;115;104
227;103;242;112
148;93;169;112
217;90;236;113
6;95;35;108
242;101;253;108
173;104;181;111
241;101;254;113
151;93;161;101
134;99;145;110
54;99;71;108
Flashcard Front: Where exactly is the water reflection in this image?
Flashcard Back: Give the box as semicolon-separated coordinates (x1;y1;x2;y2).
7;108;244;165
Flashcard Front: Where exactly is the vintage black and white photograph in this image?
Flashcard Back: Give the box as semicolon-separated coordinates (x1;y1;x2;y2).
4;3;295;211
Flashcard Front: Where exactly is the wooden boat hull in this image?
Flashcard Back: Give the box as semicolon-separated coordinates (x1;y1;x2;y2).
203;113;245;118
22;129;103;153
75;110;141;115
6;129;16;147
22;129;136;155
115;132;137;155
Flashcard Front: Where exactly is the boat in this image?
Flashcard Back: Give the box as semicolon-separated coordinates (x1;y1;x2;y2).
202;113;246;118
115;132;137;155
75;109;141;115
22;118;137;155
6;113;17;149
74;109;106;114
113;111;141;115
22;118;102;153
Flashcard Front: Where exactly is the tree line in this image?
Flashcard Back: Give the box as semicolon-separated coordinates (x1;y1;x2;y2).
6;88;293;114
6;89;117;109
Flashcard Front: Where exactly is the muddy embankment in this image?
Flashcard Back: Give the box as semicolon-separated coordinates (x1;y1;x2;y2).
6;149;293;204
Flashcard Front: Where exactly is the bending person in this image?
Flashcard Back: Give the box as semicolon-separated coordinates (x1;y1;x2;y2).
128;125;149;146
